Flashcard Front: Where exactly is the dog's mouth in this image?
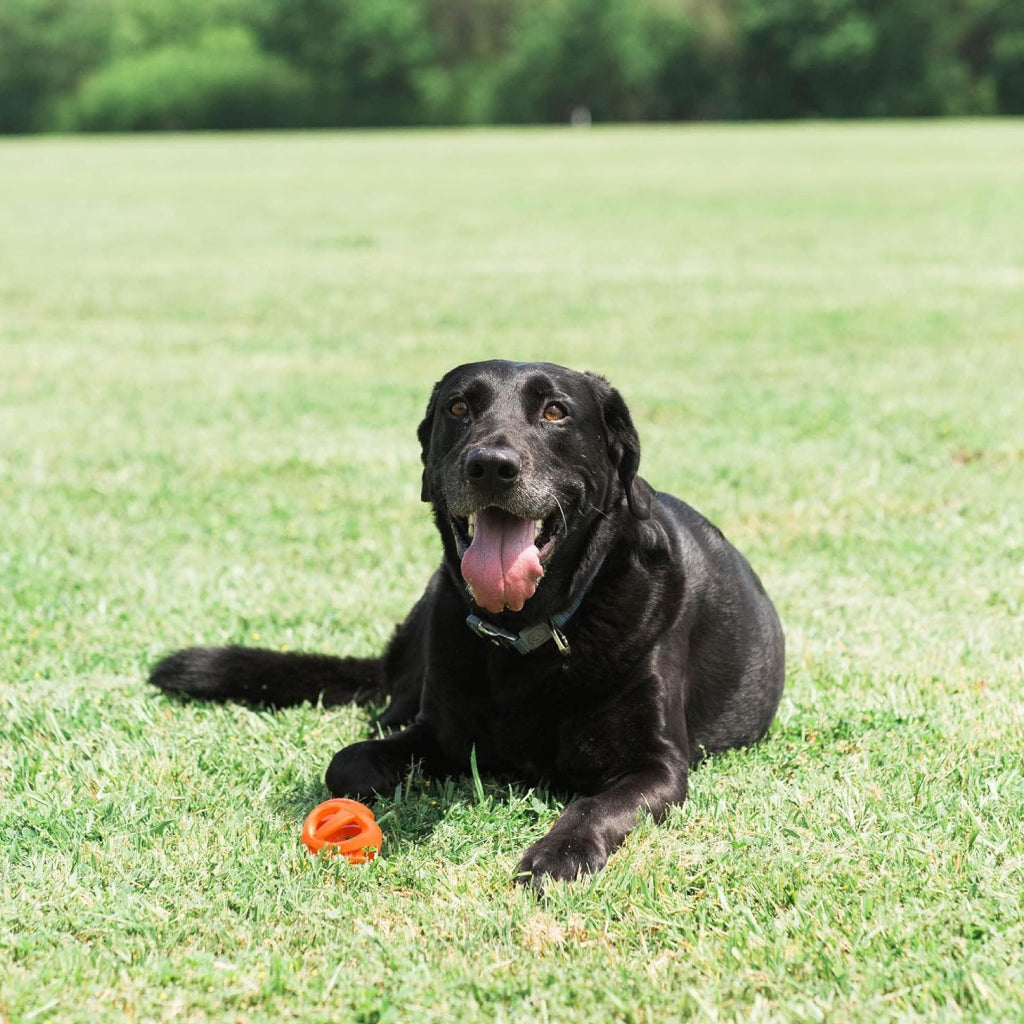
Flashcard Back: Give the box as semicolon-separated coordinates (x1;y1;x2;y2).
450;508;561;614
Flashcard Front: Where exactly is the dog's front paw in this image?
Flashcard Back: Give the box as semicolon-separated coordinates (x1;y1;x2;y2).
325;740;401;801
515;831;608;892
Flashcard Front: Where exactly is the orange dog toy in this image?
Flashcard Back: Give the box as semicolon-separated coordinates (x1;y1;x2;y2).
301;798;382;862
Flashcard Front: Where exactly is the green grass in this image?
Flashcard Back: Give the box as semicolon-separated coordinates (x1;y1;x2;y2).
1;121;1022;1023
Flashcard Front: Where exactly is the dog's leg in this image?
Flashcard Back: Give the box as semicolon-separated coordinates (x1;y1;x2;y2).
371;575;441;729
515;762;689;890
324;722;447;801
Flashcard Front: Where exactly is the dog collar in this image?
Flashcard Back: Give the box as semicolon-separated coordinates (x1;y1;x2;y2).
464;556;605;657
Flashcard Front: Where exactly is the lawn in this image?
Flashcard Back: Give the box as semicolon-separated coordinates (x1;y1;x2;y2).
1;121;1022;1023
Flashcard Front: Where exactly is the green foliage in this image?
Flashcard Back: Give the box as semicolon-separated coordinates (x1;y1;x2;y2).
0;0;116;132
982;0;1024;113
415;0;526;123
58;28;314;131
6;0;1024;130
103;0;275;55
260;0;433;126
491;0;659;122
1;0;1024;125
993;30;1024;110
651;0;744;120
472;0;739;123
735;0;972;117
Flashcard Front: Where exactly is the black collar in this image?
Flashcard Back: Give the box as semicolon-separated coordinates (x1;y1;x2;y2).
464;555;606;657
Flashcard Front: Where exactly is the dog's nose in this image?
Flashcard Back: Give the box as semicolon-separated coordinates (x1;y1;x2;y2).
464;446;521;490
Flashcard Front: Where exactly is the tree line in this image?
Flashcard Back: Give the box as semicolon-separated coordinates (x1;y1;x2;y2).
2;0;1022;133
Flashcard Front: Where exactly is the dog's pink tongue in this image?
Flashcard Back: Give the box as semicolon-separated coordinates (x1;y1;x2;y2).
461;509;544;614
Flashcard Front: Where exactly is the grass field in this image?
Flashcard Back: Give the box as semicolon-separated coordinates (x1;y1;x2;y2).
1;121;1022;1023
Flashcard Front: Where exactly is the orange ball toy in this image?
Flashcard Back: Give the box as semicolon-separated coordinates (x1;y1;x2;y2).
301;798;382;862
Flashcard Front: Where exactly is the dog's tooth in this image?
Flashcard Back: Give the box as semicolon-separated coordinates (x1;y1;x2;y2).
535;520;542;541
468;514;475;539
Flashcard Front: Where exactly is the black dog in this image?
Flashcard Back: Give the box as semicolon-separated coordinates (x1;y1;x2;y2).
150;360;785;888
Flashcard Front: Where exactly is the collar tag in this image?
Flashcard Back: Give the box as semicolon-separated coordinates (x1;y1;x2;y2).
550;625;571;655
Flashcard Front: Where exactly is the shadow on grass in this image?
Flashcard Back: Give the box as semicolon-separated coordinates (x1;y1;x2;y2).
271;770;565;858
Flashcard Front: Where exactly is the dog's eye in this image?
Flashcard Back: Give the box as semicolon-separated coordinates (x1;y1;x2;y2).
542;402;568;422
449;399;469;419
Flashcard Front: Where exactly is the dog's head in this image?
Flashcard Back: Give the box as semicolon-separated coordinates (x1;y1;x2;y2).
417;360;651;616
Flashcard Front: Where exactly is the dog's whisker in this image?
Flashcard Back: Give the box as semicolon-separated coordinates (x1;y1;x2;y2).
554;495;569;534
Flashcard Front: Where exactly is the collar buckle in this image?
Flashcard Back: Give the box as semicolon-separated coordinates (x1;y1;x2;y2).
466;615;519;647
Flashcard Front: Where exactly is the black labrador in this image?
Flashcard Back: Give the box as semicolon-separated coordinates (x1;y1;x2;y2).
150;360;785;888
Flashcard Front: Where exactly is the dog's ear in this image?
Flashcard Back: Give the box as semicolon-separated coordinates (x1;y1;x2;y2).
587;373;652;520
416;383;440;503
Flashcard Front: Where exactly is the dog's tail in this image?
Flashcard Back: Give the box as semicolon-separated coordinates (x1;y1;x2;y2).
148;646;383;708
